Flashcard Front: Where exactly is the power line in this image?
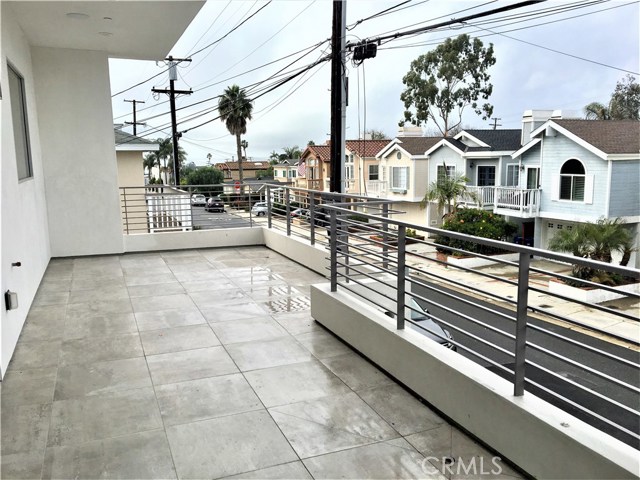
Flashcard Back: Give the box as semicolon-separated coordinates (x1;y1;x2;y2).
347;0;414;31
185;0;232;56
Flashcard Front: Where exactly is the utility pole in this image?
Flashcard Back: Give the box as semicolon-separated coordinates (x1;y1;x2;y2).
490;117;502;130
329;0;346;193
152;56;192;186
124;99;145;135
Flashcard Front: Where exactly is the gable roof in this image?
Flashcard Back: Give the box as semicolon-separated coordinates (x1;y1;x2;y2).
345;140;390;157
388;137;442;156
460;129;522;151
302;145;332;162
552;120;640;155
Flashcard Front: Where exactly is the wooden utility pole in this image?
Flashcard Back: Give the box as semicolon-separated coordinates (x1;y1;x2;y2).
329;0;346;193
124;99;145;135
152;56;192;186
490;117;502;130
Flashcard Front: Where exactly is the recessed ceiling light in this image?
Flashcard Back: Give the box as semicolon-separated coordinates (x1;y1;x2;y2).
98;31;113;37
66;12;89;20
103;17;112;21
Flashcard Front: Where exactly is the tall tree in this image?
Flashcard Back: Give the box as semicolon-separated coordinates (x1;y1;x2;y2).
219;85;253;183
143;153;157;180
282;145;302;159
365;129;388;140
156;138;173;183
400;34;496;137
584;75;640;120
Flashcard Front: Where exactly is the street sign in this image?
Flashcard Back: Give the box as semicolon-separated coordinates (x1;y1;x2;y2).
235;181;240;191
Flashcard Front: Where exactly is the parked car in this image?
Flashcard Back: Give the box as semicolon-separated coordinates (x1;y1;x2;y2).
205;196;225;213
190;194;206;206
290;208;310;220
251;202;268;217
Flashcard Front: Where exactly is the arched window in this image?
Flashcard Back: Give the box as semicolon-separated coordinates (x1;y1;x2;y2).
559;159;585;201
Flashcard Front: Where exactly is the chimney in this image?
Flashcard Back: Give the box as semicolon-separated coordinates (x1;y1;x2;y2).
521;110;561;144
397;126;423;137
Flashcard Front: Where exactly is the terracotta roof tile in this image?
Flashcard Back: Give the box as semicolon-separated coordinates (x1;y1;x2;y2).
345;139;391;157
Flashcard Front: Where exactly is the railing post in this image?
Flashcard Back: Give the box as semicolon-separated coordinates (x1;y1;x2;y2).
267;185;272;229
514;251;530;396
249;188;253;225
396;225;406;330
309;193;316;245
122;188;129;234
382;203;389;270
330;209;338;292
286;188;291;236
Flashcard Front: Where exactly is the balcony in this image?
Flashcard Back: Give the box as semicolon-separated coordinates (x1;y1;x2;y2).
461;186;495;208
366;180;388;197
494;187;541;217
2;185;638;479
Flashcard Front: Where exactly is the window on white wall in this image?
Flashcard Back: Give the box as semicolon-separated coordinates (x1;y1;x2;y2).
390;167;409;190
437;165;455;184
559;159;585;201
8;63;33;180
506;164;519;186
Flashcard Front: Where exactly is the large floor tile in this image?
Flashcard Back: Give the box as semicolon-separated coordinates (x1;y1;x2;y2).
273;311;321;336
32;291;69;307
134;307;206;331
1;450;45;480
70;275;126;292
155;373;262;426
47;387;162;447
7;340;60;370
166;410;297;479
220;461;312;480
260;295;311;315
302;440;443;479
63;312;138;339
146;346;238;385
321;353;394;391
226;336;313;371
59;333;143;366
127;281;185;298
18;314;65;342
180;278;237;293
124;273;177;286
1;367;57;407
54;357;152;400
209;317;289;345
66;298;133;319
357;383;445;436
244;285;304;302
68;286;129;304
201;303;269;322
244;360;351;408
295;329;352;359
270;392;398;458
189;289;250;308
140;324;219;355
1;403;52;455
131;293;195;313
41;429;176;480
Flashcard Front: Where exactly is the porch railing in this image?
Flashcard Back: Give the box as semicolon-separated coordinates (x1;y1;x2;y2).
495;187;541;215
463;185;495;206
366;180;387;196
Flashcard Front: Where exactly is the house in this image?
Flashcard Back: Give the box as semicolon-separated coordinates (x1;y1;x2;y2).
299;143;332;191
272;159;300;183
1;0;205;375
512;118;640;267
114;126;159;187
214;160;271;181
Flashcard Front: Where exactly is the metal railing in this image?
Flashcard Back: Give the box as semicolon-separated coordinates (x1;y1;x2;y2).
320;203;639;449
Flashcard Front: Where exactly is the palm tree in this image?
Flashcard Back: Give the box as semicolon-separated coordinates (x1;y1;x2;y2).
156;138;172;184
420;163;478;218
219;85;253;183
143;153;157;180
584;102;611;120
240;139;249;160
282;145;302;159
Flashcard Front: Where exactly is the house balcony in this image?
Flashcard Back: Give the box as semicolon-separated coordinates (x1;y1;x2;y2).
458;186;495;209
493;187;541;218
2;185;637;480
366;180;387;197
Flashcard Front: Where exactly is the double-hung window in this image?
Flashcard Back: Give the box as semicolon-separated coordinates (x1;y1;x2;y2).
437;165;455;185
8;64;33;180
505;164;519;187
390;167;409;191
369;165;379;181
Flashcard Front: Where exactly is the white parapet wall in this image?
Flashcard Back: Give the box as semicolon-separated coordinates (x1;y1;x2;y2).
123;227;264;253
310;283;639;480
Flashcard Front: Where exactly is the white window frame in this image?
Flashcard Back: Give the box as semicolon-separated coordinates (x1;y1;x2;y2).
505;164;519;187
368;164;379;181
437;164;455;185
390;166;409;191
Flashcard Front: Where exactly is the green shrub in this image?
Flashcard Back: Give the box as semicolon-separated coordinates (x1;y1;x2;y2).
435;208;517;256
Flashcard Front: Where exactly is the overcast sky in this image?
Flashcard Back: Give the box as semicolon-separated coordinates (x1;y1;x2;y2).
109;0;640;165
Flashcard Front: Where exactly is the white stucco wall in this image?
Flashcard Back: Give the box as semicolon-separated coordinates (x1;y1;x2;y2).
1;5;51;376
31;47;124;257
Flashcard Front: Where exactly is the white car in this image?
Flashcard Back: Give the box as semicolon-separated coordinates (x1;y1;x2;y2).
251;202;268;216
190;194;206;206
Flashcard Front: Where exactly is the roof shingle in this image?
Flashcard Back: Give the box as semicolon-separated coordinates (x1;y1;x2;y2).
392;137;441;155
552;120;640;155
461;129;522;151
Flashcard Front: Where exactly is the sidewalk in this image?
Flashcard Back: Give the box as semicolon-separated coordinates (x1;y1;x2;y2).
404;243;640;346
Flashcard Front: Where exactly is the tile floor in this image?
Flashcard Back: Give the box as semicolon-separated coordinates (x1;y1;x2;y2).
1;247;523;479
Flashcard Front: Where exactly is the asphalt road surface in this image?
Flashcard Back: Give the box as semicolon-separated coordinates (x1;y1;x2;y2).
191;206;252;229
411;277;640;449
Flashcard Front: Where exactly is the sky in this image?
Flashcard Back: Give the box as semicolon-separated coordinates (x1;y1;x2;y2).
109;0;640;166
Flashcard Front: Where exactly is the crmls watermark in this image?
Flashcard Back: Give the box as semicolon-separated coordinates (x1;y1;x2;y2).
420;456;504;476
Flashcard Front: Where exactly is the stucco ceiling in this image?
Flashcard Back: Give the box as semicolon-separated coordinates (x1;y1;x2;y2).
6;1;205;60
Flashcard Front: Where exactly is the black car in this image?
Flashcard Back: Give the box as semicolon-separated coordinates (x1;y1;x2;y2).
205;196;225;213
